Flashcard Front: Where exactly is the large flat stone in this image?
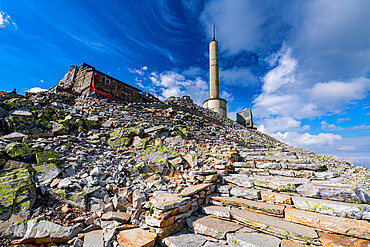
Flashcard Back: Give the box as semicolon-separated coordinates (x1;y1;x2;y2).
231;207;319;244
261;191;292;204
223;174;254;188
152;220;186;239
200;205;231;218
117;228;156;247
227;232;281;247
292;195;370;220
192;216;242;239
255;162;281;169
281;163;321;171
6;219;81;244
83;230;103;247
253;176;308;192
296;183;370;203
285;208;370;240
318;231;370;247
150;193;191;211
230;187;260;200
101;212;130;222
178;183;213;197
210;196;285;216
163;230;208;247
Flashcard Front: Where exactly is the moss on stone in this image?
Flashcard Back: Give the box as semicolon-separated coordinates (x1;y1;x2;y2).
4;143;40;162
35;150;61;165
108;126;143;148
0;167;35;220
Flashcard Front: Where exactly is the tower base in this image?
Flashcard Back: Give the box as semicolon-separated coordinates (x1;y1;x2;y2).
203;98;227;117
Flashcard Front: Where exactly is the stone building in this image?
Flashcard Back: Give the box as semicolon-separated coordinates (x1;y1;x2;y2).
58;63;159;102
237;109;255;128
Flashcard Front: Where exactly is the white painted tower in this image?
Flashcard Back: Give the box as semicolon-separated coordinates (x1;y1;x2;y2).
203;26;227;117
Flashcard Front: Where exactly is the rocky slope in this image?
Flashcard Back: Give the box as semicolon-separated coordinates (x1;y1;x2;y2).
0;88;369;246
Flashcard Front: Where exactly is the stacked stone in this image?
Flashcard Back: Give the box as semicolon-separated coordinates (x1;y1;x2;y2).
146;183;215;239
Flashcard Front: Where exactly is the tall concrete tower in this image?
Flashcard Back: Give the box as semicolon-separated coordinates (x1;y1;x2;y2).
203;25;227;117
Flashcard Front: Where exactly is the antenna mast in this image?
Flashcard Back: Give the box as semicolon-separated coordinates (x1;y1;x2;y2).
212;25;215;40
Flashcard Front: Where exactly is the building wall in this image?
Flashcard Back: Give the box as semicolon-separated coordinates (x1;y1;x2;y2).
57;63;158;103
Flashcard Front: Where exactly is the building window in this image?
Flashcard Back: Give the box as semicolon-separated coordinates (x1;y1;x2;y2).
99;76;111;85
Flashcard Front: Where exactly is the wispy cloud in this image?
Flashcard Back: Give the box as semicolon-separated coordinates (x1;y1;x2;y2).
0;11;17;29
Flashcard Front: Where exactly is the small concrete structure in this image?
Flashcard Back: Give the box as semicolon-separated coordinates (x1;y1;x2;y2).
237;109;255;128
203;26;227;117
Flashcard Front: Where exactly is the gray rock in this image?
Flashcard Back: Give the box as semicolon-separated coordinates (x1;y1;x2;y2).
296;182;370;203
83;230;103;247
200;205;230;218
291;196;370;220
227;232;281;247
163;230;208;247
34;163;60;185
11;110;32;117
58;178;72;189
6;219;81;244
0;132;26;142
0;106;6;118
255;162;281;169
192;216;242;239
230;187;260;200
223;174;254;188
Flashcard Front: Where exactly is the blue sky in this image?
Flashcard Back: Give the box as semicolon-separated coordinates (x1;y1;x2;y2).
0;0;369;167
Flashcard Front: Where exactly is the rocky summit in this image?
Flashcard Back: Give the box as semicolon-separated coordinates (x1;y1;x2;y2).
0;88;369;247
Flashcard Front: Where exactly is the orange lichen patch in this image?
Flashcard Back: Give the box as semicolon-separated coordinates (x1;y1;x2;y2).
319;231;370;247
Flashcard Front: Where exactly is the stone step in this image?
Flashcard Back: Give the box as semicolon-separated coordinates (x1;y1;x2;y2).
318;231;370;247
292;195;370;220
178;183;214;197
229;186;261;200
231;207;319;244
227;232;281;247
150;193;192;211
210;196;285;216
260;191;292;204
189;216;242;240
223;174;254;188
296;182;370;203
253;176;308;192
285;208;370;240
163;230;208;247
199;205;231;218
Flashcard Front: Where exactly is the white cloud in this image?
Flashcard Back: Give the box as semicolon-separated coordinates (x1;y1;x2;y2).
320;121;343;130
149;70;209;105
128;66;149;76
271;131;342;147
310;77;369;105
337;118;350;123
258;117;309;133
0;11;16;29
27;87;48;93
262;47;297;93
40;80;45;83
220;91;233;103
